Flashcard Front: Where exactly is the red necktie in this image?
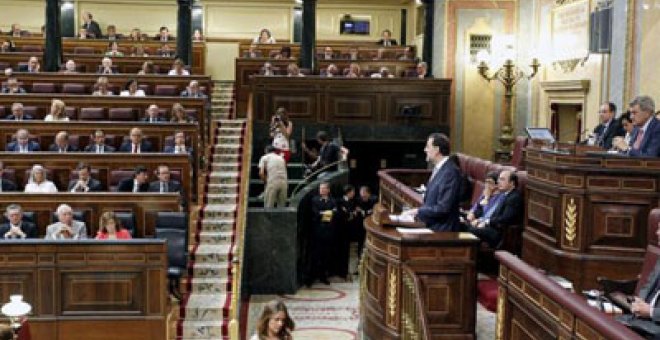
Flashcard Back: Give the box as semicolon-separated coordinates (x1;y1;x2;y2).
633;129;645;150
132;144;137;153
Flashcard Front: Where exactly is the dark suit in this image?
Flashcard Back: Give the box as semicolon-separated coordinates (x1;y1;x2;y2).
417;160;462;232
616;262;660;336
639;262;660;323
315;142;340;172
83;144;116;153
139;117;166;123
354;195;376;257
629;118;660;157
309;196;337;284
180;90;207;99
67;178;103;192
119;141;153;153
333;196;356;277
0;179;17;192
48;144;78;153
116;178;148;192
0;221;38;239
5;114;34;121
470;189;523;248
1;87;26;94
82;20;102;38
593;119;625;149
164;145;192;154
6;141;40;152
377;39;398;46
148;180;181;193
17;65;38;73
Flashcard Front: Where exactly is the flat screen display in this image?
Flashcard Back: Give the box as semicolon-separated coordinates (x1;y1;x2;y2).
340;19;370;35
525;127;556;143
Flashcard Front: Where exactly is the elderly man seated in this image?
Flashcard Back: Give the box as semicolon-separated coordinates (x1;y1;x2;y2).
18;56;40;73
0;204;37;239
164;131;191;154
6;129;40;152
1;77;26;94
45;204;88;240
180;80;207;98
48;131;78;153
5;103;34;121
119;127;153;153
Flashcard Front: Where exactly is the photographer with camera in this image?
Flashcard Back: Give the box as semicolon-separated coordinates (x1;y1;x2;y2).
270;107;293;162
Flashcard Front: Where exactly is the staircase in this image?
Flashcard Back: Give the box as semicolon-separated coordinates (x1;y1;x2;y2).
210;81;235;120
178;82;245;340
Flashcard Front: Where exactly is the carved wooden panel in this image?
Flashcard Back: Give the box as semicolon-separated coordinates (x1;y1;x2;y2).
420;273;465;328
0;272;35;308
61;272;143;315
560;195;582;251
328;95;377;123
590;204;646;250
272;95;316;120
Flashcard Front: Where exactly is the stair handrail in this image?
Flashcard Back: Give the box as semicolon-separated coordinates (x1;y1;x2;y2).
228;93;254;340
289;159;345;199
401;264;431;340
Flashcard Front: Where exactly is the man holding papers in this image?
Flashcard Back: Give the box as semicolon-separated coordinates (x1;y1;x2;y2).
405;133;462;232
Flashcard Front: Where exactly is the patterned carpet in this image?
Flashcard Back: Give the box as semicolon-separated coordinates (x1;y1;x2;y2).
245;278;497;339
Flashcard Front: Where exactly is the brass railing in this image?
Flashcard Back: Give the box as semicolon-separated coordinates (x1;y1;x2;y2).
228;93;254;340
401;265;430;340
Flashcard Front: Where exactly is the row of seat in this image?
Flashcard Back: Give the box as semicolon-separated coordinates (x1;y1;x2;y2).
0;106;197;121
5;132;190;151
2;82;203;96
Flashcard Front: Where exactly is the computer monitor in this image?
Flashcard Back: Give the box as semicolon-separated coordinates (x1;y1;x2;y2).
525;127;556;144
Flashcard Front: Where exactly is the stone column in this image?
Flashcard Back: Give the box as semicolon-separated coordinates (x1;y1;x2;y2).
44;0;63;72
300;0;317;71
177;0;193;67
422;0;435;77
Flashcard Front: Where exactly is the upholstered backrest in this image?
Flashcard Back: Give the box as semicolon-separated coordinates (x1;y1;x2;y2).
511;136;529;170
79;108;107;121
649;208;660;246
635;245;660;295
62;83;87;94
31;83;56;94
108;108;136;121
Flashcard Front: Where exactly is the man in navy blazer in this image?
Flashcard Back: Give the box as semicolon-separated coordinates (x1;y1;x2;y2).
0;204;38;239
6;129;40;152
119;128;153;153
406;133;462;232
613;95;660;157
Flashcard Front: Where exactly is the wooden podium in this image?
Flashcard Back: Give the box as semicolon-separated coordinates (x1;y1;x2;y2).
361;169;479;339
522;146;660;291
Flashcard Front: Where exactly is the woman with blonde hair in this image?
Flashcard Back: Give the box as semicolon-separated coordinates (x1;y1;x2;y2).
24;164;58;193
170;103;193;123
250;300;294;340
168;58;189;76
44;99;69;121
96;211;132;240
92;76;114;96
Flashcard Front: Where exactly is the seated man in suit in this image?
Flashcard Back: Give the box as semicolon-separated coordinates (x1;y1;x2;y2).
6;129;40;152
414;62;429;79
68;163;103;192
613;95;660;157
8;23;25;37
592;102;625;149
155;26;174;42
48;131;78;153
0;162;17;192
5;103;34;121
116;166;149;192
468;170;523;248
164;131;192;154
18;56;40;73
119;127;153;153
140;104;165;123
104;24;123;40
405;133;462;232
1;77;26;94
377;29;397;46
0;204;37;239
616;222;660;337
45;204;88;240
98;57;117;75
148;165;182;194
180;80;207;98
84;129;116;153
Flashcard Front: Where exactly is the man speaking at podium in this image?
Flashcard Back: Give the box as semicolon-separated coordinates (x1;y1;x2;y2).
405;133;462;232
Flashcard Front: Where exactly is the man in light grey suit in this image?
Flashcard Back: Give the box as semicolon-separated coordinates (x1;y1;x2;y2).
45;204;87;240
632;222;660;322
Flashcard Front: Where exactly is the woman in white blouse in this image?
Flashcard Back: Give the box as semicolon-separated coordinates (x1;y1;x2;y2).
168;59;190;76
253;28;276;44
120;79;146;97
24;165;58;193
44;99;69;121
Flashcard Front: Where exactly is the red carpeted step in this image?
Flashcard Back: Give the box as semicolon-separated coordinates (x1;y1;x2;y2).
477;278;498;312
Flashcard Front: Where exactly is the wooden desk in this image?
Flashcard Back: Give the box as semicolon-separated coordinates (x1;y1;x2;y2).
11;37;205;74
0;121;201;185
238;42;411;59
495;250;643;339
361;169;479;339
0;240;168;340
235;58;419;114
0;193;180;238
522;147;660;291
0;153;192;208
0;73;212;97
0;95;206;145
249;76;451;131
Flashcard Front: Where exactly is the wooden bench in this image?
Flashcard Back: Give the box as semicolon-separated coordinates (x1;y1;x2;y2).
0;52;191;75
0;193;180;237
0;153;193;208
236;58;419;114
0;94;207;143
0;73;212;97
10;37;205;74
0;240;168;339
238;42;413;59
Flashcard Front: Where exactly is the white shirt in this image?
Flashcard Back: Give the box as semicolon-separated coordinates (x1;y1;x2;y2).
430;156;449;182
258;153;287;183
25;180;58;193
120;89;146;97
44;115;69;122
168;69;190;76
272;131;289;151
